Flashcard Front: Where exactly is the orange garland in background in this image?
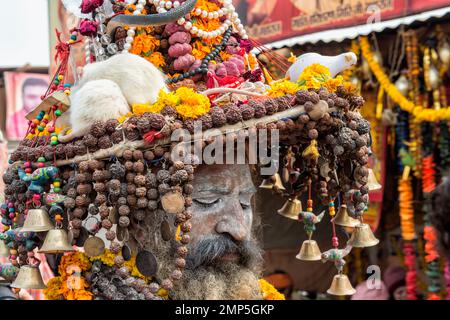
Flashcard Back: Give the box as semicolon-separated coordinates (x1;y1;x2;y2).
398;178;416;241
422;156;437;193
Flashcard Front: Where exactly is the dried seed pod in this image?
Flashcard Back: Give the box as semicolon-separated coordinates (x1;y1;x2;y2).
118;205;130;216
134;175;146;186
119;216;130;228
95;194;107;205
90;121;106;137
72;208;86;219
127;195;137;206
126;172;136;183
137;197;148;209
75;195;88;207
157;170;170;182
64;197;76;209
177;246;188;257
144;151;155;161
154;146;165;158
183;184;193;195
93;182;106;193
135;187;147;198
105;230;116;241
75;173;87;184
67;188;77;198
102;219;113;230
147;200;158;211
126;184;136;195
71;218;82;229
147;188;159;200
123;150;133;160
93;170;105;181
133;150;144;161
99;205;110;218
158;183;171;195
108;179;121;191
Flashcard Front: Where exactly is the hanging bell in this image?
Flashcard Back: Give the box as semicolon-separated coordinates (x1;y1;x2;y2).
277;197;302;220
38;228;74;254
348;223;379;248
21;208;54;232
0;240;9;257
395;74;410;96
10;265;46;290
327;274;356;296
367;168;382;191
332;205;360;228
439;41;450;65
259;174;286;191
296;240;322;261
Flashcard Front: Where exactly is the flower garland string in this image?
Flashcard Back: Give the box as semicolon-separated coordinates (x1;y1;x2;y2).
360;36;450;122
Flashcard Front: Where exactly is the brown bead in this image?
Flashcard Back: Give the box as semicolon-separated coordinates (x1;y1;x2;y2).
133;161;145;173
134;175;146;186
132;150;144;160
181;222;192;233
183;209;193;220
133;210;146;221
110;241;121;254
123;150;133;160
135;187;147;198
126;183;136;194
184;197;193;207
127;195;137;206
154;146;165;157
71;228;81;238
175;213;186;224
73;207;85;219
71;218;82;229
102;219;113;230
95;193;107;205
171;270;183;281
93;182;106;193
75;196;87;207
77;184;92;195
99;207;110;219
124;161;134;171
114;255;125;266
177;246;188;257
126;172;136;183
175;258;186;268
181;234;190;244
67;188;77;198
75;173;87;184
93;170;105;181
144;151;155;161
137;197;148;209
161;279;173;290
118;205;130;216
119;216;130;227
78;161;90;172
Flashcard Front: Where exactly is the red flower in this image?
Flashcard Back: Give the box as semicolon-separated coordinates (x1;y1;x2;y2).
79;19;98;37
80;0;104;14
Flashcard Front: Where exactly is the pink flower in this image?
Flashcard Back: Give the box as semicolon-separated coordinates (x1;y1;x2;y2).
80;0;104;14
79;19;98;37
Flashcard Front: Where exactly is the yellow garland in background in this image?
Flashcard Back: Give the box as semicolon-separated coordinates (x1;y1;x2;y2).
360;36;450;122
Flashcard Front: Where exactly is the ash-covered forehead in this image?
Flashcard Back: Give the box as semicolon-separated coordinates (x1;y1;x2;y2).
192;164;256;194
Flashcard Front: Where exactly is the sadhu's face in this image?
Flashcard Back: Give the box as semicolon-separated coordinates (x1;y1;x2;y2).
186;164;258;268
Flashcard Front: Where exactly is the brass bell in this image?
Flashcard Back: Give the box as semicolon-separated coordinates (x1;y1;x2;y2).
367;168;382;191
277;197;302;220
348;223;379;248
259;173;286;191
327;274;356;296
11;265;46;290
21;208;54;232
38;228;74;254
0;240;9;257
332;205;360;228
296;239;322;261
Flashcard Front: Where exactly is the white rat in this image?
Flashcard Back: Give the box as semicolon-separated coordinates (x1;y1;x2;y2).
58;53;167;143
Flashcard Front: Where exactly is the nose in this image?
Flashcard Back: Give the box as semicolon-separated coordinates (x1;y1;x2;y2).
215;199;250;242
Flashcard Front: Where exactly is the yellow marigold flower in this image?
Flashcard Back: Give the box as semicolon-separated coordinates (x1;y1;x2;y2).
259;279;285;300
89;249;115;267
268;80;300;97
145;51;166;68
44;277;64;300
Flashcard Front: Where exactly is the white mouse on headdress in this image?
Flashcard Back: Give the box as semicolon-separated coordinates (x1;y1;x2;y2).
58;53;168;143
286;52;358;82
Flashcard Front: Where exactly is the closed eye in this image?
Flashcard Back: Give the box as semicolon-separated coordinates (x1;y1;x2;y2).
194;198;221;208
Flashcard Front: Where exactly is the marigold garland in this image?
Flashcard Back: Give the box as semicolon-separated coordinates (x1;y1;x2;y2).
360;36;450;122
44;252;93;300
267;80;300;97
258;279;285;300
398;178;416;241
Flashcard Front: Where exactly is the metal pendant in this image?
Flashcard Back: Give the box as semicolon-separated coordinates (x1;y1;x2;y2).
160;218;173;241
83;236;105;257
122;243;132;261
136;250;158;277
